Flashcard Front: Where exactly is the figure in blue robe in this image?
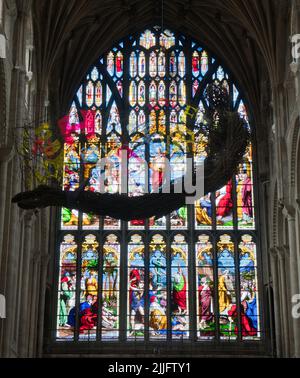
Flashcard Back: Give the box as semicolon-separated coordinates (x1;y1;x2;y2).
200;197;212;217
246;296;258;330
150;250;166;287
67;297;93;327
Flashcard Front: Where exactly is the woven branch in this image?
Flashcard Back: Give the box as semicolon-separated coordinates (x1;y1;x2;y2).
12;83;250;220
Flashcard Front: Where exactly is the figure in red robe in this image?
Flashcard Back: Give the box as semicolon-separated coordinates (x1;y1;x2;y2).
199;278;213;328
216;181;233;217
172;270;187;314
192;55;199;74
116;54;123;73
79;295;98;333
84;110;95;136
129;268;141;306
228;302;257;337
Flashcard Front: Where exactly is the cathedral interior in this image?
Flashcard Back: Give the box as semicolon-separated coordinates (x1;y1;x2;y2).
0;0;300;358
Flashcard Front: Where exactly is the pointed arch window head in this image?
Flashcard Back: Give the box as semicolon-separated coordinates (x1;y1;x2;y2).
55;27;261;347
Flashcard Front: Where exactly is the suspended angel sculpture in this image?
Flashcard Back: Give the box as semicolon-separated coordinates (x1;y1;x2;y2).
12;84;250;221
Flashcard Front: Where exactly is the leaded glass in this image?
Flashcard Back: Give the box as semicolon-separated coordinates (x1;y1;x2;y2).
54;27;261;346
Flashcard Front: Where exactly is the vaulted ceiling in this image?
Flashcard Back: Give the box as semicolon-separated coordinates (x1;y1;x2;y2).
32;0;291;126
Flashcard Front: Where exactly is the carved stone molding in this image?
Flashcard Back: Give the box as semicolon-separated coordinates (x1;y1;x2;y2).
296;199;300;213
19;209;35;224
275;245;289;260
269;247;279;260
283;245;290;257
282;204;296;221
0;145;14;162
290;61;300;76
24;210;35;226
290;122;300;190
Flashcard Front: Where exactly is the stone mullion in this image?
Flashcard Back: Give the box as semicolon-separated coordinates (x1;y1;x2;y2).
185;36;196;343
119;228;128;342
144;233;150;343
96;236;104;341
165;46;171;232
166;234;172;342
234;235;242;342
74;236;82;342
188;213;196;342
119;39;130;342
213;234;220;341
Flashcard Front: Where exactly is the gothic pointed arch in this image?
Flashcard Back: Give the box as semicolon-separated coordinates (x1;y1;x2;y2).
51;27;262;353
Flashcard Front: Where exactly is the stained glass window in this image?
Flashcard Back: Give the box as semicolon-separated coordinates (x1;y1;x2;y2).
55;28;261;345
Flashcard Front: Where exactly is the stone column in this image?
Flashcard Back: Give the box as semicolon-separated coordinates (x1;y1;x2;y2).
36;208;51;357
283;205;300;357
28;248;41;357
269;248;283;357
2;64;27;357
1;157;23;357
0;146;14;265
37;251;50;357
276;246;291;357
18;211;34;357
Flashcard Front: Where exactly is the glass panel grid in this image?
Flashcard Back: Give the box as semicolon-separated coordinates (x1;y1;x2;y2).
54;27;261;347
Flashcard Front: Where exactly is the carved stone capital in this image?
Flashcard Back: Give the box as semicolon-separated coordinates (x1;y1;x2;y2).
24;211;35;225
275;245;289;260
20;209;35;225
282;204;296;221
269;247;279;259
283;245;290;257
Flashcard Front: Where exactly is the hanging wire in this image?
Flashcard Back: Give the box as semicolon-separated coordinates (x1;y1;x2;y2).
161;0;164;32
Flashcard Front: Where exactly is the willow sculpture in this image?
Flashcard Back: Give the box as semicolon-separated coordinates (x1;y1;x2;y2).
12;83;250;221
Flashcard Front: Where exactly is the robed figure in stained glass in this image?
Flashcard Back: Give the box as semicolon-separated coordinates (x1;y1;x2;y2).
172;267;187;314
